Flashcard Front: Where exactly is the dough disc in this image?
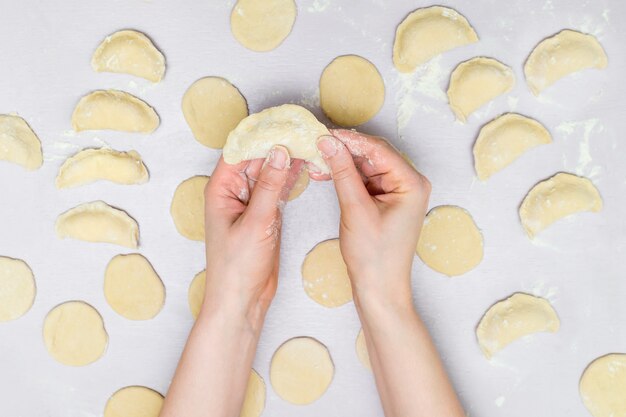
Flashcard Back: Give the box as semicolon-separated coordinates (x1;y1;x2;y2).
188;270;206;319
170;176;209;241
230;0;297;52
104;386;163;417
0;256;36;322
580;354;626;417
288;167;309;201
355;328;372;370
241;369;266;417
301;239;352;307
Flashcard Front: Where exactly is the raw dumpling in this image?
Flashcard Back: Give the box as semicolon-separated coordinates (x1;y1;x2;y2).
230;0;297;52
0;114;43;170
579;354;626;417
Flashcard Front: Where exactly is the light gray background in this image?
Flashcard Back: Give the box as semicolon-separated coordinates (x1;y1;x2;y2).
0;0;624;416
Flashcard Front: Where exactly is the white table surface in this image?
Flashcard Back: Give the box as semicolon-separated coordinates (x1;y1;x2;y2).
1;0;625;416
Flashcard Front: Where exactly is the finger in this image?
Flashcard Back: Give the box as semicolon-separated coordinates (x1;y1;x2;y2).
205;157;250;228
306;162;332;181
283;159;306;200
244;159;265;195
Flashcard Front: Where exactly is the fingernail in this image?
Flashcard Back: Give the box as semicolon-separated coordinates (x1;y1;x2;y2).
268;145;290;170
317;135;338;158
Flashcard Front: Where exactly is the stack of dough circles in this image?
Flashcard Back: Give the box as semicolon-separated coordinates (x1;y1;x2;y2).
301;239;352;307
319;55;385;126
416;205;483;276
104;386;163;417
170;175;209;241
188;270;206;319
230;0;297;52
0;256;36;322
43;301;108;366
104;254;165;320
355;328;372;370
270;337;334;404
579;354;626;417
241;369;266;417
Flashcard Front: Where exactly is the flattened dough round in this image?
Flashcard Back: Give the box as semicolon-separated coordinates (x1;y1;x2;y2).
43;301;108;366
417;205;483;276
104;386;163;417
288;167;309;201
0;256;36;322
302;239;352;307
270;337;334;404
188;270;206;319
355;328;372;370
182;77;248;149
241;369;266;417
320;55;385;126
231;0;297;52
580;354;626;417
171;176;209;241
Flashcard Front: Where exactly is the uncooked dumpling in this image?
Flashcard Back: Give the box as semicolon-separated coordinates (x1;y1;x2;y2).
104;386;163;417
56;201;139;248
524;29;608;95
476;293;559;359
301;239;352;307
230;0;297;52
241;370;266;417
393;6;478;72
447;57;515;122
188;270;206;319
0;114;43;170
473;113;552;180
56;148;149;188
91;30;166;82
0;256;36;322
519;172;602;238
223;104;330;173
355;328;372;370
72;90;159;133
580;354;626;417
170;176;209;241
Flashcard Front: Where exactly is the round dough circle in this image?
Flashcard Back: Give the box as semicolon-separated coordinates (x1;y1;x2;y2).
416;205;483;276
230;0;297;52
104;385;164;417
580;353;626;417
320;55;385;126
288;167;310;201
270;337;334;404
241;369;266;417
188;270;206;319
104;254;165;320
171;175;209;241
0;256;36;322
301;239;352;307
182;77;248;149
355;328;372;370
43;301;108;366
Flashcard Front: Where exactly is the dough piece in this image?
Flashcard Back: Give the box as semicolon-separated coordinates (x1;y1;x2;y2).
393;6;478;72
301;239;352;307
182;77;248;149
104;386;163;417
519;172;602;238
170;176;209;241
416;205;483;276
447;57;515;123
56;201;139;248
319;55;385;126
230;0;297;52
0;256;36;322
104;254;165;320
43;301;108;366
473;113;552;180
241;369;266;417
91;30;166;82
223;104;330;173
270;337;334;405
56;148;149;189
355;328;371;370
0;114;43;170
72;90;159;133
580;354;626;417
188;270;206;319
524;29;608;96
288;167;309;201
476;293;560;359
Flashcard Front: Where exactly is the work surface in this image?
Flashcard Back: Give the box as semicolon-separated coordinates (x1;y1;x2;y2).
1;0;625;416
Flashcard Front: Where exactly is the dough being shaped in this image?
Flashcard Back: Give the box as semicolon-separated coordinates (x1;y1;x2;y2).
182;77;248;149
417;205;483;276
241;369;266;417
230;0;297;52
104;254;165;320
320;55;385;126
301;239;352;307
355;328;372;370
188;270;206;319
393;6;478;72
104;386;163;417
447;57;515;123
56;201;139;248
476;293;559;359
91;30;165;82
170;176;209;241
580;354;626;417
43;301;108;366
524;29;608;96
72;90;159;133
0;114;43;170
288;167;309;201
56;148;149;189
0;256;36;322
223;104;330;173
270;337;334;405
473;113;552;180
519;172;602;238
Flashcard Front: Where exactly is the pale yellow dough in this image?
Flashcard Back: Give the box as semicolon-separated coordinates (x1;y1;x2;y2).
182;77;248;149
288;168;309;201
270;337;334;405
43;301;108;366
417;205;483;276
320;55;385;127
580;354;626;417
171;176;209;241
301;239;352;308
355;328;372;370
476;292;559;359
241;369;266;417
0;256;36;322
104;386;163;417
230;0;297;52
188;270;206;319
519;172;602;238
0;114;43;171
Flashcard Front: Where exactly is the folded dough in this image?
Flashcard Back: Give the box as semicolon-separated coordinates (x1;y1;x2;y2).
0;114;43;171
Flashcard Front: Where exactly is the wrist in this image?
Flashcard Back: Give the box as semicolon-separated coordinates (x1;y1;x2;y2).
199;293;268;335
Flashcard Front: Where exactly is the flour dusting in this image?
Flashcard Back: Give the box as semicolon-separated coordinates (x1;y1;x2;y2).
555;118;603;177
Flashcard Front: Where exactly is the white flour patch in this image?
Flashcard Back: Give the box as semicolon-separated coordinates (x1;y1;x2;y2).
507;96;519;111
297;87;320;109
494;395;506;407
307;0;331;13
555;118;603;177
